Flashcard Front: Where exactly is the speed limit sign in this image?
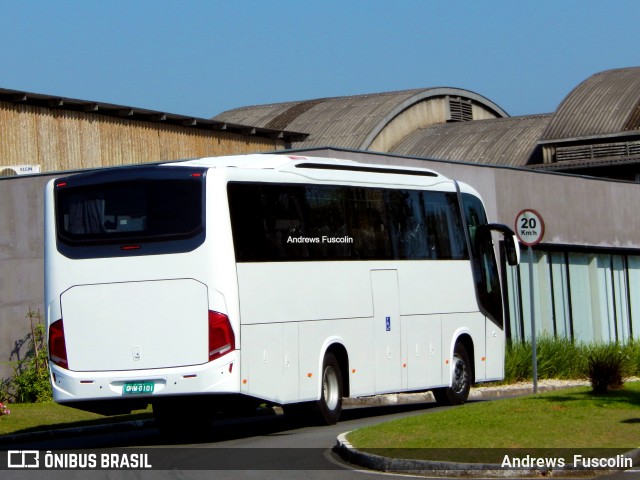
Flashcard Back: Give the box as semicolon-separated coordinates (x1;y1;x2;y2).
515;208;545;394
515;209;545;246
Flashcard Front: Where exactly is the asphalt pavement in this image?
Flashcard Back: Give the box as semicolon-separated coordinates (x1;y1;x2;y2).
2;380;638;478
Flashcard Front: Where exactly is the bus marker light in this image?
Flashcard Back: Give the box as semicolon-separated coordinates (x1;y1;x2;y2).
120;245;141;251
352;369;356;374
183;374;197;379
482;357;486;362
307;373;313;378
229;363;233;373
445;359;449;364
242;379;247;384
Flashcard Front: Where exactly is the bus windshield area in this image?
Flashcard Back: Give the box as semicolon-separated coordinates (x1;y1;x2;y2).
461;193;503;326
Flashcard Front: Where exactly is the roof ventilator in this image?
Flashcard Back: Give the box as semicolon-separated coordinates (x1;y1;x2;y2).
446;96;473;123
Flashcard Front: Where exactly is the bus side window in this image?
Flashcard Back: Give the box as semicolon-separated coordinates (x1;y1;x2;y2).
422;192;467;260
386;190;429;260
347;188;390;260
305;185;351;259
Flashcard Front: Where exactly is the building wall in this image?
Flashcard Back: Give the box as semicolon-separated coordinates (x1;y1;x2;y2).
0;101;286;173
300;148;640;344
0;174;53;380
305;148;640;249
367;96;503;153
3;148;640;380
368;98;448;152
507;250;640;343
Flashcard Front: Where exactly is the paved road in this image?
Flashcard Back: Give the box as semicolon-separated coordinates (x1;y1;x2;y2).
3;401;451;480
3;397;639;479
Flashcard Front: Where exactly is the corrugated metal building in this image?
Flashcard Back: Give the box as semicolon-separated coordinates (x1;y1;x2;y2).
217;67;640;181
534;67;640;178
214;87;507;152
0;88;306;176
215;67;640;345
390;114;551;167
3;66;640;381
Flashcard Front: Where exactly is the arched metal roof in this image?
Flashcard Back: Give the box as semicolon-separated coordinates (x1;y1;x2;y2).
541;67;640;141
214;88;508;150
212;66;640;175
391;114;551;167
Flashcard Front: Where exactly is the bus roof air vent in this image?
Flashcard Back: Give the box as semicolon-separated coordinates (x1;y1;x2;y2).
294;162;438;178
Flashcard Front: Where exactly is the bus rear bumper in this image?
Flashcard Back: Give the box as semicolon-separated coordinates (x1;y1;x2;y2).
50;355;239;408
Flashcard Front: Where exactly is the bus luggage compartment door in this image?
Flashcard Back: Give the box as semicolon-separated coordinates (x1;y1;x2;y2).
59;279;209;372
371;269;402;393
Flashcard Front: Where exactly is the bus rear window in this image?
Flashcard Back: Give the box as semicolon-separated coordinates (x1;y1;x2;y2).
54;167;206;257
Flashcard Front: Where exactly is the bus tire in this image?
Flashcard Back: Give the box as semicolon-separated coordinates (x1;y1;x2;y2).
283;352;343;425
317;352;343;425
433;342;471;406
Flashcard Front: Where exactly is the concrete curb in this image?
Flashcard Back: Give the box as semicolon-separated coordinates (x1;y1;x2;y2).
334;382;640;478
333;433;640;478
343;380;591;407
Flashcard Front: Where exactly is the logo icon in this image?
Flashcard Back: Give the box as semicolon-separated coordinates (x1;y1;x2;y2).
8;451;39;468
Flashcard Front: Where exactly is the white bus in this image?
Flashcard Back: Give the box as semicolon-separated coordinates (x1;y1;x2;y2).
44;154;519;430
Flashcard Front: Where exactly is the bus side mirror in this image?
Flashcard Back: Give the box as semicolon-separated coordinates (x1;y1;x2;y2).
504;234;520;266
484;223;520;266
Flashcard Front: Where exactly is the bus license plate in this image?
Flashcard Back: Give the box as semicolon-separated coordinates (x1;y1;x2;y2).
122;381;155;395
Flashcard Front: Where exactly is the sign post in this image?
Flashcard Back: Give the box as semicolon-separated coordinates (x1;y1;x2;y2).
515;209;545;394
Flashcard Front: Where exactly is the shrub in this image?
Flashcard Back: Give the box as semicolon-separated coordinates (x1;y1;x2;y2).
505;335;584;382
505;341;533;382
584;343;630;394
536;335;584;379
9;309;52;403
504;335;639;386
623;340;640;377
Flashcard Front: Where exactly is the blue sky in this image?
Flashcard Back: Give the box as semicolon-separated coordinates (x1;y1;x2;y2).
1;1;639;119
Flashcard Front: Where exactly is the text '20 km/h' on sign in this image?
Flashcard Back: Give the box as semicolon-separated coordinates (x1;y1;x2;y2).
515;209;544;247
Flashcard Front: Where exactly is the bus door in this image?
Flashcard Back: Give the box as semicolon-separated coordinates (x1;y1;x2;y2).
371;269;402;392
459;191;519;382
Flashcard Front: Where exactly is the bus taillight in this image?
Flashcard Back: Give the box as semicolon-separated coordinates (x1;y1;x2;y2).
49;319;69;369
208;311;235;362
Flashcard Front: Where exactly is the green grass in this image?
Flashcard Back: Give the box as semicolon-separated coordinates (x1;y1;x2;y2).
0;402;152;437
347;382;640;463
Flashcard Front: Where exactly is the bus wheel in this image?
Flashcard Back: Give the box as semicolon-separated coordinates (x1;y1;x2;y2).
283;352;343;425
433;343;471;406
318;352;343;425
